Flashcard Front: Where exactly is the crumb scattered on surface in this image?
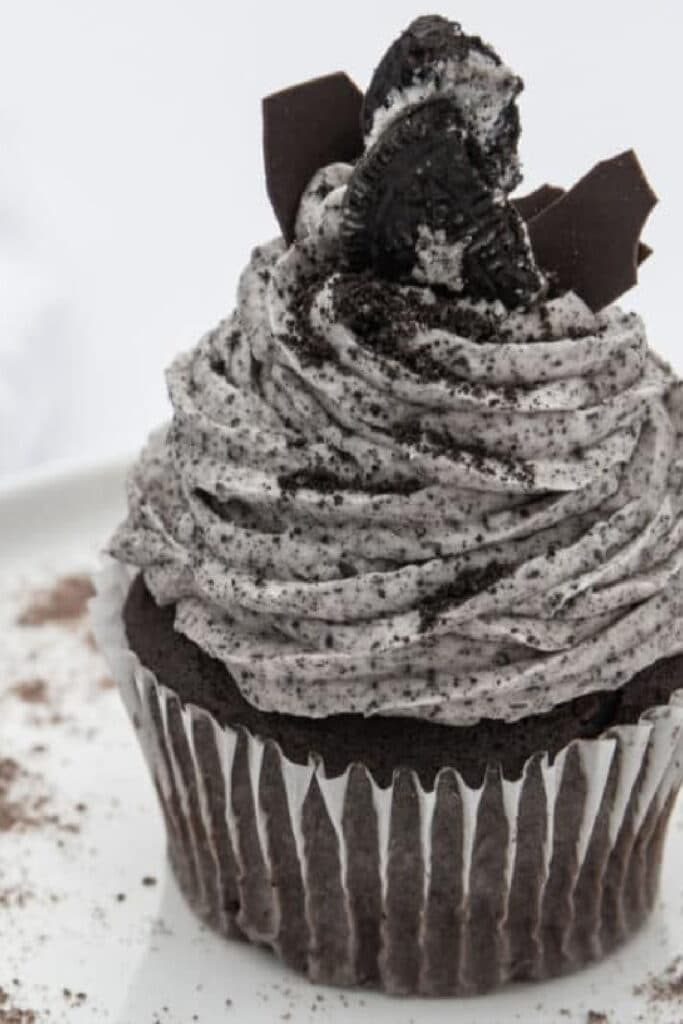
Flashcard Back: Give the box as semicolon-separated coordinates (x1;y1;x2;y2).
6;680;49;705
17;574;94;627
586;1012;609;1024
0;985;36;1023
0;759;25;832
634;955;683;1004
0;756;79;834
142;875;157;887
0;887;33;909
62;989;87;1008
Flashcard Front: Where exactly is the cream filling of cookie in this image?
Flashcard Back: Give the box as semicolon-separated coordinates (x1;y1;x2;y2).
110;178;683;726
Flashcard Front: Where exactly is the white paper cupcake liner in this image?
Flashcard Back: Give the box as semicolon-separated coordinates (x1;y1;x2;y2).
91;564;683;995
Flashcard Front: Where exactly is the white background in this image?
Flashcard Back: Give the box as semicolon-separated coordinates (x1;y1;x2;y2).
0;0;680;479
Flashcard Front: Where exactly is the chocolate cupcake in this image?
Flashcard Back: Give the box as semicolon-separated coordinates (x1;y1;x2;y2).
92;15;683;996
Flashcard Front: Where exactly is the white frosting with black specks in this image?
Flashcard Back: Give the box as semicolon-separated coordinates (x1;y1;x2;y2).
413;226;468;289
110;174;683;726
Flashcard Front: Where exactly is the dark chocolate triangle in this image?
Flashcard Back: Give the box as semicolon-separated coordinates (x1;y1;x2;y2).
512;185;564;222
526;151;657;312
638;242;653;265
263;72;364;244
514;184;651;267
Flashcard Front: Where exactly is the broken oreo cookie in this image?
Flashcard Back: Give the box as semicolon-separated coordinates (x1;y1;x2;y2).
341;99;544;307
362;16;499;132
362;15;523;192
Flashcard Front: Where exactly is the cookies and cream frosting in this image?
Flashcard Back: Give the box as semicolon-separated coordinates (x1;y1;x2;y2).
110;164;683;725
110;15;680;726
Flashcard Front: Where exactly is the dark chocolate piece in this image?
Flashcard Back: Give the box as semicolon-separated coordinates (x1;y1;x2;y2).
514;184;652;267
526;151;657;312
362;16;522;191
638;242;653;266
263;72;364;244
512;184;565;222
341;99;543;307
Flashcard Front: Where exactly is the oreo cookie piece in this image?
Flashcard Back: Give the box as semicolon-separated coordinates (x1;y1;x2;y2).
363;16;499;136
362;16;523;192
463;199;546;307
483;99;522;193
340;99;544;308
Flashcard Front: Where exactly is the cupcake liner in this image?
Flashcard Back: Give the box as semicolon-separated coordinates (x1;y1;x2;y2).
91;563;683;995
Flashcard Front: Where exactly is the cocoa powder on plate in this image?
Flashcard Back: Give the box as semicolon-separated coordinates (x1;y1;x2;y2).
17;575;94;627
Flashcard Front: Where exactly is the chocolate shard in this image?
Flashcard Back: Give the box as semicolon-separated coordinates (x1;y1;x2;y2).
263;73;364;244
515;184;652;267
512;185;564;222
526;151;657;312
638;242;653;265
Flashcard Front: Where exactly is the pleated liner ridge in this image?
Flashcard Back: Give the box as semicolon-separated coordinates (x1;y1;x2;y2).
92;565;683;995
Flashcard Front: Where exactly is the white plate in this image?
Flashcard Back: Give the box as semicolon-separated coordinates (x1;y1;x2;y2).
0;460;681;1024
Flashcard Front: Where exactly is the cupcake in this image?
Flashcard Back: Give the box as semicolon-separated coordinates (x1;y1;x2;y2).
92;15;683;996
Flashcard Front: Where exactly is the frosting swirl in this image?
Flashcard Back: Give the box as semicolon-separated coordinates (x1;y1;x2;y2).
111;172;683;726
